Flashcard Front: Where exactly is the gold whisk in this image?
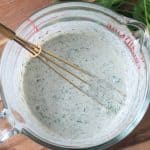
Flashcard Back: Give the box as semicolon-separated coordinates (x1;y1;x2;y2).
0;23;126;111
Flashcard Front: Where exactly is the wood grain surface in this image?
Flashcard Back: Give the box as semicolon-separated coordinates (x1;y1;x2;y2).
0;0;150;150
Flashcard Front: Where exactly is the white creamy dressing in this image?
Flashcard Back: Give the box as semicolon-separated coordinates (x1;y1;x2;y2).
22;23;139;144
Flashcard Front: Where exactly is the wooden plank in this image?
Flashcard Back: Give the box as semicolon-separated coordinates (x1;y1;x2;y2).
123;140;150;150
0;0;52;29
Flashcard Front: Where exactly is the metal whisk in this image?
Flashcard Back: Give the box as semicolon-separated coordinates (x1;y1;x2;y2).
0;23;126;111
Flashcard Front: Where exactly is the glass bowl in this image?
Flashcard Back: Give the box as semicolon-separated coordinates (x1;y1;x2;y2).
0;2;150;149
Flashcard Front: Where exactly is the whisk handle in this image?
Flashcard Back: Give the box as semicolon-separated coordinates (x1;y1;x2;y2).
0;22;41;57
0;23;16;40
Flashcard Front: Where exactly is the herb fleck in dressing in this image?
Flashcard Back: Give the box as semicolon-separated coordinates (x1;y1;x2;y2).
23;27;137;143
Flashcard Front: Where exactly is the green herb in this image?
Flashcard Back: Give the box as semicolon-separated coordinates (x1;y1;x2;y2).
96;0;150;32
133;0;150;32
95;0;125;8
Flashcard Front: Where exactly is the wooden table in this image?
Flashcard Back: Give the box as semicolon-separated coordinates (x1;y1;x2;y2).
0;0;149;149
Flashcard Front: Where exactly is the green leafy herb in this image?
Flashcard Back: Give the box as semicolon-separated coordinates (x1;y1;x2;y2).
96;0;125;8
96;0;150;32
131;0;150;32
